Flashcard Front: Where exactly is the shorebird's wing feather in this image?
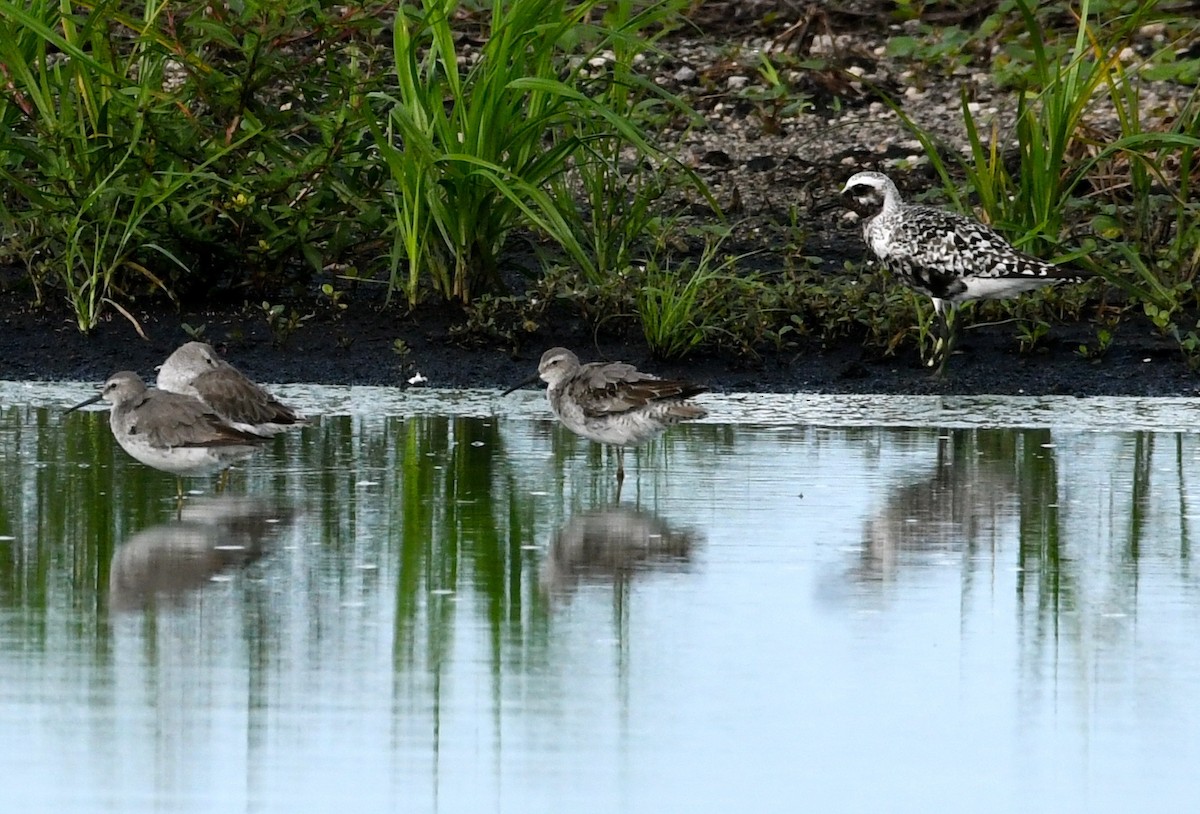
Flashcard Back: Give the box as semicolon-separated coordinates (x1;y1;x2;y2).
891;207;1086;281
576;361;656;389
574;363;706;417
132;392;267;449
192;369;307;427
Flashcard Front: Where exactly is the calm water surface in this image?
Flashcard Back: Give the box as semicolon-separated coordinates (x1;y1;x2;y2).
2;383;1199;813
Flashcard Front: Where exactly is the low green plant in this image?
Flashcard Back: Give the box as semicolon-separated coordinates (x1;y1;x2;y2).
320;283;349;314
261;301;313;346
635;232;742;360
741;54;814;134
1016;318;1051;354
1077;326;1114;360
886;25;976;73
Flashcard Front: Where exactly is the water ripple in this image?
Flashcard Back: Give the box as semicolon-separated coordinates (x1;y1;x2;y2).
7;379;1200;432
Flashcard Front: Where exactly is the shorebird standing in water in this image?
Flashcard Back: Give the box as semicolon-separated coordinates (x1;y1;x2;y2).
67;371;269;501
156;341;308;437
504;347;708;483
840;170;1090;371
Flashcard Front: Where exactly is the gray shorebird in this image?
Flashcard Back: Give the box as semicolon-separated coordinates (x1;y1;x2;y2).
504;347;708;482
156;341;307;437
66;371;268;499
840;171;1089;370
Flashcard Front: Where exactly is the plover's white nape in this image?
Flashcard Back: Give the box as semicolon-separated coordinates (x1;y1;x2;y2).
157;341;308;437
840;170;1090;371
66;371;269;500
504;347;708;485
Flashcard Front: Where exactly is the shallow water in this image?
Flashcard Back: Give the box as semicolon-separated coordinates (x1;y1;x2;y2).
2;382;1199;812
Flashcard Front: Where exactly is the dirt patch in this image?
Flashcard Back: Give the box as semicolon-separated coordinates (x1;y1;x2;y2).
1;294;1194;397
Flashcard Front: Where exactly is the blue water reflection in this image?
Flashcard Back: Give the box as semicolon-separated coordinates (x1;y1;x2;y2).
1;393;1199;812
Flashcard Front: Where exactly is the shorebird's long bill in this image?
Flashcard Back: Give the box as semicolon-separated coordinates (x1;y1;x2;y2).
64;391;104;413
501;374;540;396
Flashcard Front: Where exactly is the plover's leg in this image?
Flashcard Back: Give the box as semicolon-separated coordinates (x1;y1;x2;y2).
615;447;626;483
932;299;959;377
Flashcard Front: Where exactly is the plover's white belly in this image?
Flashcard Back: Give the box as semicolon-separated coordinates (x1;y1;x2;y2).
951;274;1054;302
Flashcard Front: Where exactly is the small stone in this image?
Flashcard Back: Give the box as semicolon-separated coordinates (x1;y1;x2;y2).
673;65;696;83
702;149;733;168
726;75;750;91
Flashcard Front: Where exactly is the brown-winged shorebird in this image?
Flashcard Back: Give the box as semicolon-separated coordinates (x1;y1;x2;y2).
156;341;307;437
840;171;1090;371
66;371;269;500
503;347;708;483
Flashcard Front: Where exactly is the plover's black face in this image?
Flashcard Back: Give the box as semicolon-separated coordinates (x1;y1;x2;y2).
841;182;886;218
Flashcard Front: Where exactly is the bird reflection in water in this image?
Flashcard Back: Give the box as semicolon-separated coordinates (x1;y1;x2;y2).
540;504;700;597
855;429;1032;583
109;496;298;611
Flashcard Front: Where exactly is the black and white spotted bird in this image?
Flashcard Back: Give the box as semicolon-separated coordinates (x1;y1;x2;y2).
840;170;1089;370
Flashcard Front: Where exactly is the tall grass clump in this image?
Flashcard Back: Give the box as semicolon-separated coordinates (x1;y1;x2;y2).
367;0;689;305
0;0;389;332
954;0;1157;255
0;0;194;332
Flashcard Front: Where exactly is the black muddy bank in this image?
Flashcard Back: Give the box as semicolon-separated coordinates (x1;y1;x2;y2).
1;299;1195;398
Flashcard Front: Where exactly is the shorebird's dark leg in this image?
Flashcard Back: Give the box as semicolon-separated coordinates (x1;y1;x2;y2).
930;298;956;376
175;477;185;516
217;468;231;494
615;447;626;483
938;305;960;376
